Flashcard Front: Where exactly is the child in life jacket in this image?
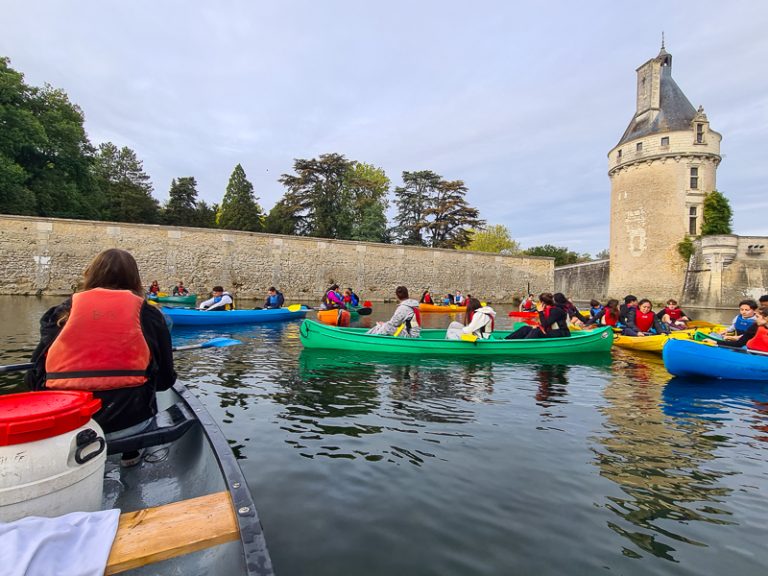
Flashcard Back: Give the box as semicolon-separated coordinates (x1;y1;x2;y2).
199;286;234;311
623;299;669;337
719;299;758;340
657;299;691;329
585;299;619;327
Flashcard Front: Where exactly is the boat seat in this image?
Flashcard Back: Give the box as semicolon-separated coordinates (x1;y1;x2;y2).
106;402;198;455
106;490;239;574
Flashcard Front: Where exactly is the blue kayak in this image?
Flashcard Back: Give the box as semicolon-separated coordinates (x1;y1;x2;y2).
162;306;308;326
663;338;768;381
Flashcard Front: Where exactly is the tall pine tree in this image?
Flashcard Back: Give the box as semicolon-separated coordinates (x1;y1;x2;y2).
219;164;264;231
392;170;441;245
164;177;199;226
93;142;158;223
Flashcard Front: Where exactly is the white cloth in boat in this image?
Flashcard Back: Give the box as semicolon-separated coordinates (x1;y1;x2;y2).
0;509;120;576
446;306;496;340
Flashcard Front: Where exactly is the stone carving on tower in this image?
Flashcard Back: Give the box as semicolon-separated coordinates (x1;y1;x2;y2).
606;42;722;301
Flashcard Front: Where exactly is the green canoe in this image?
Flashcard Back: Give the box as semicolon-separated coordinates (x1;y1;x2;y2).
149;294;197;306
299;320;614;356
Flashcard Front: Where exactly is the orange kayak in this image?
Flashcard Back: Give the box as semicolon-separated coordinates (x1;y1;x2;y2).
419;303;466;313
317;309;351;327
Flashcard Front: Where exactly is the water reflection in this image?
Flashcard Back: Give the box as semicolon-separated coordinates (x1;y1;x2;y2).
594;357;739;561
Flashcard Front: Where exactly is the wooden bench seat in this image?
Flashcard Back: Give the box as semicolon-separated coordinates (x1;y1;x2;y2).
106;491;239;575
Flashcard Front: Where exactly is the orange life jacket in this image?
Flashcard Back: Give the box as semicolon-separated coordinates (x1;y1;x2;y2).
45;288;151;391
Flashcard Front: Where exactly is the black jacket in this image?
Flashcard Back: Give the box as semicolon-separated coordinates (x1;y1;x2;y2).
717;323;758;348
24;298;177;433
538;305;571;338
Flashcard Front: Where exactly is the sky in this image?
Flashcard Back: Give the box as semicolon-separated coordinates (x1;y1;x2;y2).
2;1;767;254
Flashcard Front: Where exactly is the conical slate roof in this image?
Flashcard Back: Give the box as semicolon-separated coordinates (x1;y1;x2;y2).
616;66;697;146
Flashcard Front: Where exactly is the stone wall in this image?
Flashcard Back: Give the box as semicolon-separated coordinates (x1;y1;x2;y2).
682;235;768;308
554;260;609;301
0;215;553;302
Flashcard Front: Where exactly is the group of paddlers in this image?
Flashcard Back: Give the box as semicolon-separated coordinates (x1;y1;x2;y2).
419;289;471;306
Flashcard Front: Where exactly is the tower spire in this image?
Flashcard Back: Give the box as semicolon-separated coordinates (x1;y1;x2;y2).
661;31;665;51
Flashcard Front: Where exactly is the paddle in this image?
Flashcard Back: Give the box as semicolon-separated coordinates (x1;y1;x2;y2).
0;337;242;374
460;333;478;342
687;320;718;329
287;303;372;316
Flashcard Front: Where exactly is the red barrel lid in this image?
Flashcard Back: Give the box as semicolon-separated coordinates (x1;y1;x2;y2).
0;391;102;447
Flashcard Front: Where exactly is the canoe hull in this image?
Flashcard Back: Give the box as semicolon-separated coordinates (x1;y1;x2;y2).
162;307;307;326
663;338;768;380
613;329;700;353
299;320;614;355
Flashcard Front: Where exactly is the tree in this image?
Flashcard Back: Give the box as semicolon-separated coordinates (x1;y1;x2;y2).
194;201;218;228
278;153;354;238
163;177;200;226
524;244;581;267
595;248;610;260
219;164;264;232
263;198;301;235
93;142;159;223
0;57;98;218
425;179;484;248
460;224;520;253
701;190;733;235
392;170;440;245
344;162;390;242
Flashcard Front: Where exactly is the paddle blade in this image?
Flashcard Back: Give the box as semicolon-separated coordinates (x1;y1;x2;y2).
356;307;372;316
687;320;717;329
287;304;303;312
363;300;372;307
172;337;242;351
460;333;478;343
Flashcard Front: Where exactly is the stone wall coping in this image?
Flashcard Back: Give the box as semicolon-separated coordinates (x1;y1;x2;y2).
554;259;609;271
0;214;554;261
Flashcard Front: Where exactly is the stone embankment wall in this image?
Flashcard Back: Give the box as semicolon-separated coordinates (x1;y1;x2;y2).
0;215;553;302
682;235;768;308
554;260;609;302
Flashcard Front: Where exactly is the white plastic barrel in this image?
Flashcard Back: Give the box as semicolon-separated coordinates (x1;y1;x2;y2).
0;391;107;522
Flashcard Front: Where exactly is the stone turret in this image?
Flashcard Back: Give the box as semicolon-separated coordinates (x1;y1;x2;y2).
606;42;722;301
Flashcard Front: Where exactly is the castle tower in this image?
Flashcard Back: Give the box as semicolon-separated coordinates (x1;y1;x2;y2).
607;43;721;301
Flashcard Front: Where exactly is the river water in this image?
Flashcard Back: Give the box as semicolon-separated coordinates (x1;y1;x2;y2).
1;297;767;576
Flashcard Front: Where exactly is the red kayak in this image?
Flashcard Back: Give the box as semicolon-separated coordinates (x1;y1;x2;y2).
508;311;538;318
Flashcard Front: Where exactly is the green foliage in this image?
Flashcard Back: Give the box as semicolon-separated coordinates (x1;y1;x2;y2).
701;190;733;235
524;244;581;267
393;171;484;248
278;153;354;238
677;236;695;261
163;177;200;226
93;142;158;223
263;198;301;235
0;57;99;218
219;164;264;232
459;225;520;253
194;201;218;228
595;248;610;260
344;162;390;242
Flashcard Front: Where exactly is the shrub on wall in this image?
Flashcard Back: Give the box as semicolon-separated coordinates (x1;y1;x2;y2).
701;190;733;235
677;236;695;262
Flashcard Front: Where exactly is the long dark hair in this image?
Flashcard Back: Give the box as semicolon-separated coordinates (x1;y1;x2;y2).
606;299;619;317
82;249;144;297
539;292;555;306
464;298;482;325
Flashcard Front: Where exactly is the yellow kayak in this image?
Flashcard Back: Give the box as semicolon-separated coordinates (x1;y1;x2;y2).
613;328;713;353
419;303;467;313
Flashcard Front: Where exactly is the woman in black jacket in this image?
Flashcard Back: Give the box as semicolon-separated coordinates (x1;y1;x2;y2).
505;293;571;339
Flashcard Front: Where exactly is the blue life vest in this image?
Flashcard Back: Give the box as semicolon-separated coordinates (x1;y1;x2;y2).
734;314;756;333
267;294;281;307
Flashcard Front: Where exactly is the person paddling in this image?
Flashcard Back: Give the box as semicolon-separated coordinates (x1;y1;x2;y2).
367;286;421;338
199;286;234;311
321;284;344;310
263;287;285;309
172;281;189;296
24;249;176;466
506;292;570;339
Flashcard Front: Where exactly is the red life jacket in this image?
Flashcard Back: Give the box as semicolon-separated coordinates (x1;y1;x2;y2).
45;288;151;391
603;309;618;326
424;293;433;304
634;309;655;332
747;326;768;353
663;307;683;321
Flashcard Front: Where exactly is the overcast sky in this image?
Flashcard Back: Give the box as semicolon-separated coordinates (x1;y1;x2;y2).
2;1;767;254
